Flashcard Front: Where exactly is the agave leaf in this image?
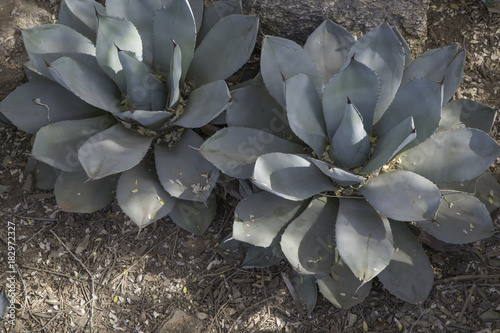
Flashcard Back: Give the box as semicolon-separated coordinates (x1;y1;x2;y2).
359;170;441;221
392;26;411;67
399;128;500;183
96;14;143;92
116;162;176;229
233;191;305;247
106;0;169;66
329;102;371;169
226;85;293;140
48;57;124;113
0;288;10;320
260;36;322;108
253;153;336;201
281;197;338;275
118;50;167;111
361;117;416;174
336;198;393;283
173;80;231;128
169;192;217;235
323;57;379;136
437;173;500;214
22;24;97;80
376;78;442;149
78;124;154;179
187;0;204;32
286;74;327;157
304;19;355;86
54;170;117;213
28;159;62;190
199;127;304;179
317;259;373;309
197;0;242;44
347;23;405;125
293;274;318;318
377;220;434;304
402;45;465;105
155;129;220;202
167;41;182;108
0;80;103;134
153;0;196;81
32;116;114;172
416;192;494;244
116;110;173;129
308;158;365;186
187;15;259;86
242;244;283;269
439;99;497;133
58;0;105;42
24;61;47;82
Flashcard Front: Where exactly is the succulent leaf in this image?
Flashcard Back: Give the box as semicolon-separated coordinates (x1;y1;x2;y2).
173;80;231;128
376;78;443;149
78;124;154;179
54;170;117;213
187;15;259;86
347;23;405;125
260;36;322;108
323;57;380;136
361;116;416;174
438;173;500;214
293;274;318;317
199;127;304;179
392;26;411;67
155;129;220;202
187;0;204;32
226;85;294;140
169;192;217;236
253;153;337;201
416;192;494;244
402;45;465;105
0;80;103;134
308;158;365;186
285;74;328;157
167;41;183;108
304;19;355;85
153;0;196;80
197;0;242;44
116;110;173;129
105;0;169;66
336;198;393;283
233;191;305;247
48;57;124;113
96;14;143;92
116;162;176;229
58;0;105;43
317;259;373;309
439;99;497;133
241;244;283;269
399;128;500;183
377;220;434;304
32;116;114;172
359;170;441;221
329;102;371;169
27;159;62;190
118;49;167;111
281;197;338;275
22;24;97;80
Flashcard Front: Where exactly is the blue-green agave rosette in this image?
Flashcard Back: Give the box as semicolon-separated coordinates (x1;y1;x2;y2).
0;0;259;235
200;20;500;309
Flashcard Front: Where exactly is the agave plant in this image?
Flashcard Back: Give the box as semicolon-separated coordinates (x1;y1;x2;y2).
0;0;259;234
200;20;500;310
482;0;500;12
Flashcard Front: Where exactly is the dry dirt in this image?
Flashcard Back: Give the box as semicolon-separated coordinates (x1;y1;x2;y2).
1;0;500;332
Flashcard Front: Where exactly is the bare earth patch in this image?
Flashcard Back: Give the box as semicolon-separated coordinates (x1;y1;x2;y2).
1;0;500;332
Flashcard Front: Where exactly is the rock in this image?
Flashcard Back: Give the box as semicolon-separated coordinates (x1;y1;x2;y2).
242;0;430;57
155;308;204;333
480;309;500;322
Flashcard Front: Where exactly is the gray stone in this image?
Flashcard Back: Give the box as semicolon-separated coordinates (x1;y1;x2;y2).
155;308;204;333
242;0;430;57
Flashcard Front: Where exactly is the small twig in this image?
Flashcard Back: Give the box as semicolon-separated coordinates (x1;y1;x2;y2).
458;283;476;322
32;312;62;332
409;306;426;333
281;272;304;317
434;274;500;284
50;230;94;333
15;265;28;317
171;228;180;260
227;295;278;333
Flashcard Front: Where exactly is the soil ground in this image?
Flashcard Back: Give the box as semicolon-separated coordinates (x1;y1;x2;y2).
1;0;500;332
